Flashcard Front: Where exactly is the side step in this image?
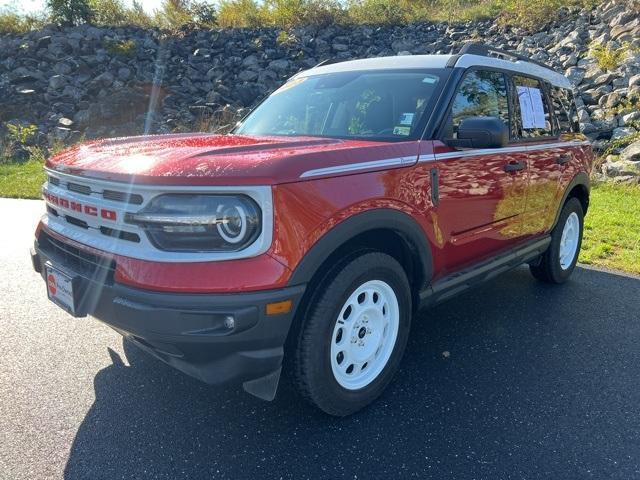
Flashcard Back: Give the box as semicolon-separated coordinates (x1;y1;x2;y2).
419;236;551;309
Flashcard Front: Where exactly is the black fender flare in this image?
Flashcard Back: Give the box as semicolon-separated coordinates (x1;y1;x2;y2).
287;208;433;288
551;172;590;230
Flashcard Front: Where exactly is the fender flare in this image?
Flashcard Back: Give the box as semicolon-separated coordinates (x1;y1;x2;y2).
551;172;590;230
287;208;433;288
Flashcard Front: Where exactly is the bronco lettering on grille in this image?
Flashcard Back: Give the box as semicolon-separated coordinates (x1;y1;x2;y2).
43;192;117;221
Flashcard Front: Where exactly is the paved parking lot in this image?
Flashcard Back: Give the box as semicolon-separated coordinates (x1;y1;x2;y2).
1;197;640;479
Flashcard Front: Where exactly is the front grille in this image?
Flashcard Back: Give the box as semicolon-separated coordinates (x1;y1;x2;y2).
50;176;144;206
39;231;116;284
67;182;92;195
103;189;143;205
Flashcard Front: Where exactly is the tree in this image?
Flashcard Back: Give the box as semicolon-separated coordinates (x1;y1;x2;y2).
47;0;93;26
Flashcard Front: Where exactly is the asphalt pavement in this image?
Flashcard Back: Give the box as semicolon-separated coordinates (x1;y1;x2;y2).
1;197;640;480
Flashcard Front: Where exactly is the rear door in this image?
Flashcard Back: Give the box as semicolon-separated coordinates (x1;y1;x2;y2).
510;75;579;236
429;69;529;275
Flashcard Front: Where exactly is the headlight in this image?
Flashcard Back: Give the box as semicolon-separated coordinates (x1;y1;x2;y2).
125;194;262;252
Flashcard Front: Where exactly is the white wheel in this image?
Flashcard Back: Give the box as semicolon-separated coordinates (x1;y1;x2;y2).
294;252;411;416
530;197;584;284
330;280;400;390
559;212;580;270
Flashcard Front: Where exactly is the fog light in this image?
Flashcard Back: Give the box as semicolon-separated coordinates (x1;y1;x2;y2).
224;316;235;329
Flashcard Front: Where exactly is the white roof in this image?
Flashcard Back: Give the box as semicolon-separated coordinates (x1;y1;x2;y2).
295;53;571;89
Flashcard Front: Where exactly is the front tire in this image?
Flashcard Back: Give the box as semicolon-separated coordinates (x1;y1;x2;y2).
530;197;584;284
293;252;411;416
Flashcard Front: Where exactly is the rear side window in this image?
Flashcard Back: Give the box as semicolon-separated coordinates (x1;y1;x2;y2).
550;86;579;134
450;70;509;135
512;75;552;138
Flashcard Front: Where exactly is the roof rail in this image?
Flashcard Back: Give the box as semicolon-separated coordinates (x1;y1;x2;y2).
313;58;342;68
458;42;553;71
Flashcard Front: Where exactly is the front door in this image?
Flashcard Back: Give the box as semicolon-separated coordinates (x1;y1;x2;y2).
426;69;529;276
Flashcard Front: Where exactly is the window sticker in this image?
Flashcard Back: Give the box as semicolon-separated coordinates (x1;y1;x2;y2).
399;113;415;125
393;126;411;136
422;75;439;84
517;86;546;129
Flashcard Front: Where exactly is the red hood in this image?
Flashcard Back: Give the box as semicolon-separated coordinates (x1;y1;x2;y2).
46;133;415;185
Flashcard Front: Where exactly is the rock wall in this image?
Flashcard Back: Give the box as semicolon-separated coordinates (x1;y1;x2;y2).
1;0;639;178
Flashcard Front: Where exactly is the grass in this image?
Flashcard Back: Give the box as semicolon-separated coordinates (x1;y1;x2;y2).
0;160;46;199
0;160;637;275
580;183;640;275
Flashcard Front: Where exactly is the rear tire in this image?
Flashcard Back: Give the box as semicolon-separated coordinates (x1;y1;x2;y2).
293;252;411;416
529;197;584;284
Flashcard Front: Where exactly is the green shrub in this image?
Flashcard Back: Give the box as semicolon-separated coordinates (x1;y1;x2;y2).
0;0;605;35
217;0;264;27
6;123;37;145
0;7;45;33
90;0;128;25
154;0;216;29
103;38;137;56
47;0;94;25
590;42;628;72
263;0;343;27
348;0;406;25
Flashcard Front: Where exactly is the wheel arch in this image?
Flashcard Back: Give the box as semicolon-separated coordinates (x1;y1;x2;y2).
287;208;433;301
552;172;590;230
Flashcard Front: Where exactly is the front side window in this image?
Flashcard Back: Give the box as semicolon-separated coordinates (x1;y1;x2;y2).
513;75;553;138
236;70;445;141
450;70;509;135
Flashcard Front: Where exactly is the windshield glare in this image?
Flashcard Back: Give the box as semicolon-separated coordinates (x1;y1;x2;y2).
236;70;444;141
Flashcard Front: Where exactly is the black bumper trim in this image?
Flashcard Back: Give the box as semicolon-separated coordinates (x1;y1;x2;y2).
33;238;306;388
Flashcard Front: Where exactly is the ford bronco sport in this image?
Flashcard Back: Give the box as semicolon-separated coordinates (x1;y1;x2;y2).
32;43;592;416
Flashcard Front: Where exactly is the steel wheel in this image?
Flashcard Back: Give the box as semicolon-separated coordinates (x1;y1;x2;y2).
559;212;580;270
293;252;411;416
529;197;584;284
330;280;400;390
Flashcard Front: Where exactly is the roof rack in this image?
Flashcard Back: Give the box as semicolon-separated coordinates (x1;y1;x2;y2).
458;42;553;71
313;58;342;68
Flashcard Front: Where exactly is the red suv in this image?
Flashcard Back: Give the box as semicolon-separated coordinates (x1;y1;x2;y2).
32;43;593;416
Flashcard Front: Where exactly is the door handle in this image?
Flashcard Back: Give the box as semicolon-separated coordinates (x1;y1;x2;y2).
557;153;573;165
503;161;526;172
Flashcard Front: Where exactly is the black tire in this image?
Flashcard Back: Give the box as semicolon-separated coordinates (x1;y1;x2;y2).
293;252;412;416
529;197;584;284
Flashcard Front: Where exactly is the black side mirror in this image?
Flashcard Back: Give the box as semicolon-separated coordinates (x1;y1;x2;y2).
446;116;509;149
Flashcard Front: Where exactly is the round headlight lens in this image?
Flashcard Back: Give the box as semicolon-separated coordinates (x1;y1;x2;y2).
216;203;248;244
126;194;262;252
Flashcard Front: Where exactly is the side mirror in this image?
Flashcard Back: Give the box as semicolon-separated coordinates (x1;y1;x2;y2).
447;116;509;149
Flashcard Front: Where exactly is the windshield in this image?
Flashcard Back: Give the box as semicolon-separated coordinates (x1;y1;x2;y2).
236;69;446;141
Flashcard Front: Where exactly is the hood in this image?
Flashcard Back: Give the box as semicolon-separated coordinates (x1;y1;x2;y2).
45;133;412;185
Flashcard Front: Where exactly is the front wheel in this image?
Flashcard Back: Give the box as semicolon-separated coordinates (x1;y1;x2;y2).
530;197;584;284
293;252;411;416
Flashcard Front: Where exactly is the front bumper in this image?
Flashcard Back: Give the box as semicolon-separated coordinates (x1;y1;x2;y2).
32;231;305;395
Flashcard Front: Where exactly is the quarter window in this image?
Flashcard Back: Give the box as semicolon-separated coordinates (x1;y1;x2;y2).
450;70;509;135
550;86;579;134
513;75;553;138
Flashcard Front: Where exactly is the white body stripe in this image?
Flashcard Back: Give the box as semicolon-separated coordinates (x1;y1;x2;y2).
299;141;589;177
299;156;416;178
424;140;590;162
